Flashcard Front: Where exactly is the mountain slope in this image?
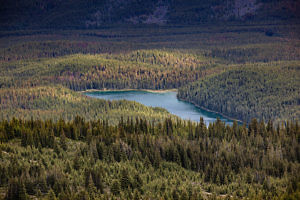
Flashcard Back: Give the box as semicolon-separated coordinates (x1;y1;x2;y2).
0;0;299;29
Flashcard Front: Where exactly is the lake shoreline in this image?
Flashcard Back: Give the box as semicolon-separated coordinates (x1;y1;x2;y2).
81;88;244;125
177;97;245;125
80;88;178;94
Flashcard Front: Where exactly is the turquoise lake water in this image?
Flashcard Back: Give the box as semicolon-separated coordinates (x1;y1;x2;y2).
85;90;236;126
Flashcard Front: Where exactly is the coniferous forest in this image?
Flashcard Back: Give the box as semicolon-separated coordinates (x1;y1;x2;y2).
1;117;299;199
0;0;300;199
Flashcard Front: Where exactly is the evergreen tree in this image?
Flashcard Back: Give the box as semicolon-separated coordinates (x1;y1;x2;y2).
111;180;120;196
18;182;28;200
172;189;180;200
87;173;96;195
47;189;57;200
120;169;130;190
133;189;141;200
75;190;89;200
133;173;143;191
60;129;67;151
5;179;28;200
49;129;55;148
180;189;189;200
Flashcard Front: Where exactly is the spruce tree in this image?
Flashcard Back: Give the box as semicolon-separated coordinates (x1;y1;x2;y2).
5;179;28;200
47;189;57;200
133;173;143;191
172;189;180;200
180;189;188;200
111;180;120;196
18;182;27;200
60;129;67;151
75;190;89;200
133;189;141;200
120;169;130;190
49;129;55;148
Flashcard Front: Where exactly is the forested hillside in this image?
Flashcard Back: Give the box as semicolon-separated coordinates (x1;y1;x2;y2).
0;117;299;199
0;23;299;124
0;51;219;90
178;62;300;123
0;86;174;123
1;24;299;62
0;0;299;199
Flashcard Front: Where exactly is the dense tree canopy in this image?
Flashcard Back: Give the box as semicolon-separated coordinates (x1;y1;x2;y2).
0;21;299;199
0;85;174;123
178;62;300;124
0;117;299;199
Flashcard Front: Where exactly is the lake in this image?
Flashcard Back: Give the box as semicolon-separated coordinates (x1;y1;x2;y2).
85;90;236;126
